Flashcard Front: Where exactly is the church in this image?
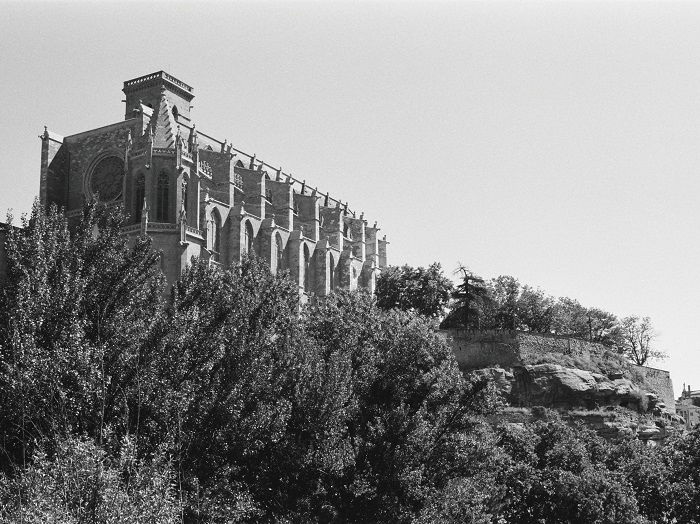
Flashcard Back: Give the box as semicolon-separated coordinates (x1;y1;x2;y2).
39;71;388;299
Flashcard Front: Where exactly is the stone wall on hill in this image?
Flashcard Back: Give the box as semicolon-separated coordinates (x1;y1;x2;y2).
440;328;675;414
633;365;675;414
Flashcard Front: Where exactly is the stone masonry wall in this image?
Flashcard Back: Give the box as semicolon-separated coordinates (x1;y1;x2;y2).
633;365;675;414
440;329;523;369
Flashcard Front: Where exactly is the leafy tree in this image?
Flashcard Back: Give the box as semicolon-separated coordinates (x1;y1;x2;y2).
146;255;302;522
617;316;665;365
495;419;641;524
585;307;621;346
551;296;589;337
375;263;453;318
607;439;673;522
302;290;501;522
0;202;164;471
0;435;180;523
516;285;554;333
662;425;700;523
487;275;521;330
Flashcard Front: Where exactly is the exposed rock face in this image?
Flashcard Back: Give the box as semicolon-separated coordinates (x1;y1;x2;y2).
442;329;676;413
512;364;639;409
472;364;683;440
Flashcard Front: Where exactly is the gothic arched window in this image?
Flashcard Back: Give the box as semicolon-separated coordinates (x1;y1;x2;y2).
243;220;254;257
156;171;169;222
182;179;188;221
211;210;222;257
172;105;179;120
134;173;145;222
275;232;284;274
329;253;336;291
303;244;311;294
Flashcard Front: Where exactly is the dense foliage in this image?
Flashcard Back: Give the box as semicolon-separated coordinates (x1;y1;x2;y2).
0;204;689;523
378;263;663;365
375;263;453;318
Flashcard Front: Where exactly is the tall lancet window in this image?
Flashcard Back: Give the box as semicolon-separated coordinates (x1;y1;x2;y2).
182;179;188;222
274;232;284;274
156;171;169;222
329;253;336;291
243;221;254;257
134;173;145;222
211;210;222;260
303;244;311;294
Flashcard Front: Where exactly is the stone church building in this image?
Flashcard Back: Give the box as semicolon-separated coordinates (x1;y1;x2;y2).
39;71;388;299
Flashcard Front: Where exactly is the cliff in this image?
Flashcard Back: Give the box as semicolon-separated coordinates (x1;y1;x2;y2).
440;329;681;441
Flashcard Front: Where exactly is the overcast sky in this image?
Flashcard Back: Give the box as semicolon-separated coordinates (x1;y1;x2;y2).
1;0;699;396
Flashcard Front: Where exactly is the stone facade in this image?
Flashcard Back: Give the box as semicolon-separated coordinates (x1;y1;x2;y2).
677;386;700;429
40;71;388;298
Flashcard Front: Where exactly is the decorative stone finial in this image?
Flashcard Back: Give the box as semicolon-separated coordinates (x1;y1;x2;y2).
249;154;256;170
189;124;198;148
276;167;282;181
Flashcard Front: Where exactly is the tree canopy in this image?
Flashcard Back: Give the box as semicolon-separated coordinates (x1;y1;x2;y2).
375;263;453;318
0;204;683;522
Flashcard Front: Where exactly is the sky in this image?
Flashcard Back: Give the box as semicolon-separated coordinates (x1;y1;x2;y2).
1;0;699;396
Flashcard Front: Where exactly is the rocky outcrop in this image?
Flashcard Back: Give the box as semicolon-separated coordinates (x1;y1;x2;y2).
444;329;676;414
490;406;675;443
472;364;683;440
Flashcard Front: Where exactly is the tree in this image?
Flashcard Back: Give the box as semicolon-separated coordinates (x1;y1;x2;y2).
495;418;642;523
617;316;665;366
0;436;180;523
441;265;492;329
487;275;521;329
375;263;453;318
551;297;588;337
0;202;164;472
585;307;621;346
516;286;554;333
303;291;500;521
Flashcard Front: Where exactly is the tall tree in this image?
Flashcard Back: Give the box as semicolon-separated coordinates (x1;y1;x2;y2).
488;275;521;329
375;263;453;318
551;297;589;337
585;307;621;346
0;202;164;471
516;286;554;333
441;265;491;329
617;316;665;365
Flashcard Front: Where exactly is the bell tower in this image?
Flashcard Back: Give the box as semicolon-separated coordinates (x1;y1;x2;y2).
122;71;194;123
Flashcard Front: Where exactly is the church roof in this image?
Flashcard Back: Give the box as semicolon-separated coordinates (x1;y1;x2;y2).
149;91;177;149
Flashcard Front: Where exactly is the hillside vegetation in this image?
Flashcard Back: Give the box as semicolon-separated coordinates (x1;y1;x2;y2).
0;204;699;523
